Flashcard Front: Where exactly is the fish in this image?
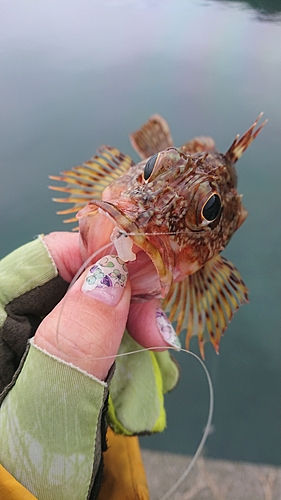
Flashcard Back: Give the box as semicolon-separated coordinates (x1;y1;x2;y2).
49;113;267;357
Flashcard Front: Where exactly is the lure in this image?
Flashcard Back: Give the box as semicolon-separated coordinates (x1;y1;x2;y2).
50;113;267;357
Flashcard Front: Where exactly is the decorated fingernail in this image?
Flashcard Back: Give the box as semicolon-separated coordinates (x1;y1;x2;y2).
82;255;128;306
155;309;181;351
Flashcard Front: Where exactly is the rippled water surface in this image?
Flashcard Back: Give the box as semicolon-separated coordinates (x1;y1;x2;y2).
1;0;280;465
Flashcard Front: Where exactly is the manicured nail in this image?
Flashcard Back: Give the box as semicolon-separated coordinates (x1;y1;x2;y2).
82;255;128;306
155;309;181;351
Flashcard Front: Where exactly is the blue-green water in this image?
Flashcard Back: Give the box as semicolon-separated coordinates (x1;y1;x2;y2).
1;0;280;466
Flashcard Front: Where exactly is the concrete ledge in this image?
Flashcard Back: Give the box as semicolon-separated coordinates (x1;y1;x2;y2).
142;449;281;500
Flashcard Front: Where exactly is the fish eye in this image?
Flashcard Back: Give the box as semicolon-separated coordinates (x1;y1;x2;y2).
143;153;158;181
202;193;221;222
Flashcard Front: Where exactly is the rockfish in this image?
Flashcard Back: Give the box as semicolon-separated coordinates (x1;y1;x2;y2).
50;114;266;356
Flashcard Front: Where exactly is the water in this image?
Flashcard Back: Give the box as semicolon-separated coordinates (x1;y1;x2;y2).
1;0;280;466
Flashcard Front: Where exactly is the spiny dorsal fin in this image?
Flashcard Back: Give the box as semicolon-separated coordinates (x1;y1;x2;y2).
130;114;174;160
180;136;216;154
225;113;268;163
49;146;135;224
162;254;248;358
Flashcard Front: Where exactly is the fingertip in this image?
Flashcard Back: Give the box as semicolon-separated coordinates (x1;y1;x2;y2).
127;300;181;351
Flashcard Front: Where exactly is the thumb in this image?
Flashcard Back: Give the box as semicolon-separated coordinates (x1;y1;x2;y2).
34;255;130;380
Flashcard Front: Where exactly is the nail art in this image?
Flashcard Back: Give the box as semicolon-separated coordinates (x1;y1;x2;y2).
82;255;128;305
156;308;181;351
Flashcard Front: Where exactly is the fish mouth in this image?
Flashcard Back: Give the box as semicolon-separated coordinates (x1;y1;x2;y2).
77;200;173;299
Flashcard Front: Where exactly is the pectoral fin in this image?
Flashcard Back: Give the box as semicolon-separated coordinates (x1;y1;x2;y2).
49;146;134;225
162;254;248;358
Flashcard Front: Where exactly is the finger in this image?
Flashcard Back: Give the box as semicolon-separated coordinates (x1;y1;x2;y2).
127;299;181;352
43;210;118;282
34;255;131;380
43;232;83;282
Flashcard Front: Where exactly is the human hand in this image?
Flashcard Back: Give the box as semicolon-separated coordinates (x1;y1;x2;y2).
34;232;181;380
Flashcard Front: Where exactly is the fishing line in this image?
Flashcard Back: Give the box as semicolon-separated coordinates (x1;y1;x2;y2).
113;228;198;237
158;348;213;500
54;228;214;498
54;225;191;358
54;225;156;352
78;345;214;499
55;240;115;354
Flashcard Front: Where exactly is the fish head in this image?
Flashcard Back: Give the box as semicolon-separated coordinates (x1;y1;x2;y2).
78;146;247;297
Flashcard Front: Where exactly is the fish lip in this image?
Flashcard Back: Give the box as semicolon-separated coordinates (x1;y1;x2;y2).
87;199;173;298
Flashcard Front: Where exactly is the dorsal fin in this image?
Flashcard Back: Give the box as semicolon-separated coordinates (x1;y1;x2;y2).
49;146;135;225
180;136;216;154
162;254;248;358
225;113;267;163
130;114;174;160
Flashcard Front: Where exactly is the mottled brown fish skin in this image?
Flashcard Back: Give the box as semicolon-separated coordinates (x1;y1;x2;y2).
102;147;246;281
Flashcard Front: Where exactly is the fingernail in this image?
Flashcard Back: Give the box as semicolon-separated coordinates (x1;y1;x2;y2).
82;255;128;306
155;309;181;351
